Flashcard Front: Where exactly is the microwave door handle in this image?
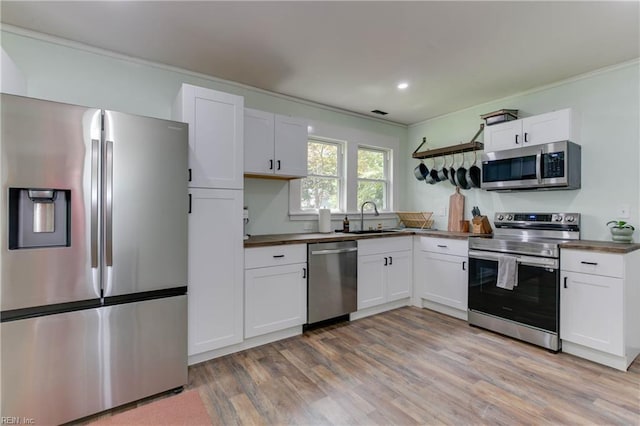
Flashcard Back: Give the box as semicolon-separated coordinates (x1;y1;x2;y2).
536;149;543;184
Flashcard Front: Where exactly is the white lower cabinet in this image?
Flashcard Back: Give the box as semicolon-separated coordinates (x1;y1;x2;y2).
357;237;412;311
414;236;468;319
188;188;243;358
244;245;307;338
560;248;640;370
560;272;623;355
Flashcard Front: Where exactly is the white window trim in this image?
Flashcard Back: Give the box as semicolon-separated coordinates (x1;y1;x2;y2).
289;120;400;222
357;145;391;210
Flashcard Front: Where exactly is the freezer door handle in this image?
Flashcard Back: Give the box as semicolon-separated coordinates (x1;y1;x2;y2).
105;140;114;267
91;139;100;268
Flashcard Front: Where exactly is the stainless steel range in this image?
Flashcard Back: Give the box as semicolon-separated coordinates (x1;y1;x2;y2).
467;212;580;351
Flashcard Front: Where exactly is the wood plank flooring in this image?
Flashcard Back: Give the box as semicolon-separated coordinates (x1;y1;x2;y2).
189;307;640;425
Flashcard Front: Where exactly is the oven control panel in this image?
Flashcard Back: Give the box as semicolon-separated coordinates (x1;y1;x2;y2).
494;212;580;226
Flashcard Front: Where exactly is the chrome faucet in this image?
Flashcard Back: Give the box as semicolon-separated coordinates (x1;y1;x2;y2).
360;201;379;231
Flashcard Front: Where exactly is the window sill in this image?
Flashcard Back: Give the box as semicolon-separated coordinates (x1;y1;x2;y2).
288;211;399;221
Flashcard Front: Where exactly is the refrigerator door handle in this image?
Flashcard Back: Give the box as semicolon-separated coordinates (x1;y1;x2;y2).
105;140;114;267
91;139;100;268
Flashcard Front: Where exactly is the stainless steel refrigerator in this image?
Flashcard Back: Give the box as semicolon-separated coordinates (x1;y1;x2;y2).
0;94;189;424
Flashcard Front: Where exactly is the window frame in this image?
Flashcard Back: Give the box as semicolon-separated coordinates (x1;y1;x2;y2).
356;145;390;210
291;136;345;213
289;121;398;220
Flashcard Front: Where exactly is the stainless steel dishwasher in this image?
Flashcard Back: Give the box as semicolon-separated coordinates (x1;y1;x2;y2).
307;240;358;325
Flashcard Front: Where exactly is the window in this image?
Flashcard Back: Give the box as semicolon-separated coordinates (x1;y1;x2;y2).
357;147;388;209
289;125;397;217
300;139;343;211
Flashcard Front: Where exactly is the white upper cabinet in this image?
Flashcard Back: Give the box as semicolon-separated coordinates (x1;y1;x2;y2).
244;108;308;178
173;84;244;189
484;108;573;152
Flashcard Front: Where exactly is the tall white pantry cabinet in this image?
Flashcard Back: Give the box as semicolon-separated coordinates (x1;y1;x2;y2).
173;84;244;363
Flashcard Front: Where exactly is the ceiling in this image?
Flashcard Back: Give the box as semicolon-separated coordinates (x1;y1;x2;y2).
1;1;638;125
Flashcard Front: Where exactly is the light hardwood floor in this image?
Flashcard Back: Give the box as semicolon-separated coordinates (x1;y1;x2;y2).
189;307;640;425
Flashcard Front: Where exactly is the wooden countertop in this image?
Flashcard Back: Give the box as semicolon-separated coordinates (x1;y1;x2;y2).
245;231;640;253
559;240;640;254
244;229;484;248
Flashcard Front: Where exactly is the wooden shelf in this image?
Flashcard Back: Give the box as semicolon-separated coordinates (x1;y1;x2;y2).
412;141;484;160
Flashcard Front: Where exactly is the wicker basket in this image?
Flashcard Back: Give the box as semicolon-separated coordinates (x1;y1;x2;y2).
396;212;434;229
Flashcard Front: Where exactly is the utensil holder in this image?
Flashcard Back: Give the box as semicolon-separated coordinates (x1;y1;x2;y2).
472;216;492;234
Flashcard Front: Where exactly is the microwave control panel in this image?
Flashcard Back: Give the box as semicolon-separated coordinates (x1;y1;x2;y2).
542;152;565;178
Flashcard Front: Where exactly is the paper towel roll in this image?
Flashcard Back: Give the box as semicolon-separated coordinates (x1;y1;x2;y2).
318;209;331;233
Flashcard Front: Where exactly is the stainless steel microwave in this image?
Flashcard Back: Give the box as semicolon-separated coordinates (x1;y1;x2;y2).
481;141;581;191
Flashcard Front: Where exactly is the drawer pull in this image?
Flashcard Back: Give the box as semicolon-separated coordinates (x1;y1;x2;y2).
437;244;448;248
384;257;388;266
580;261;598;266
273;254;285;258
389;256;393;265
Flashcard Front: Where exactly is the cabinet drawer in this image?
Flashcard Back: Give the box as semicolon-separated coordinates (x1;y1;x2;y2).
417;236;468;257
561;249;624;278
358;236;412;256
245;244;307;269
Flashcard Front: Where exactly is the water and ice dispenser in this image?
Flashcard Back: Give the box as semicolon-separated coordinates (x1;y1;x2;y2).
8;188;71;249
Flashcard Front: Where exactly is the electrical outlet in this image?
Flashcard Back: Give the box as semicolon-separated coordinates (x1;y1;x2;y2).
618;205;630;219
303;222;313;231
438;206;447;217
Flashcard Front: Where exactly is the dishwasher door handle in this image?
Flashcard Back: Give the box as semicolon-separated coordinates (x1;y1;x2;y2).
310;247;358;256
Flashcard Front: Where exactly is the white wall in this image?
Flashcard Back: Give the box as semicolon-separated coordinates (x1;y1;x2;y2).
1;28;407;235
403;61;640;241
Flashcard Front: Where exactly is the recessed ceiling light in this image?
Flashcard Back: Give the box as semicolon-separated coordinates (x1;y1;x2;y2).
397;82;409;90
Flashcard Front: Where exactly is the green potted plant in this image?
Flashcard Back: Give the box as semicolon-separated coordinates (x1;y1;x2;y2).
606;220;635;243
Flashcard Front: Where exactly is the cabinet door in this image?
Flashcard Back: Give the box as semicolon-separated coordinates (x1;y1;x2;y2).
244;108;275;175
386;250;412;302
245;263;306;338
358;254;386;309
421;252;468;311
522;109;571;147
188;189;243;355
560;271;623;356
484;119;522;151
274;114;308;177
177;85;244;189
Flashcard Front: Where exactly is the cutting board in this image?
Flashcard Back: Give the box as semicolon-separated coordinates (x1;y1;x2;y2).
448;187;465;232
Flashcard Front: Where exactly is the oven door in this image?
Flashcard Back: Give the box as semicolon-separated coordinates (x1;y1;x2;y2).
468;250;559;333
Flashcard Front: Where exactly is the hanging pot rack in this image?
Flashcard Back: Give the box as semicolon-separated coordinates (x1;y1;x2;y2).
412;124;484;160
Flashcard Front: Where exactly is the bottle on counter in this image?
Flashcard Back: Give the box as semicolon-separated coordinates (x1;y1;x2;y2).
343;215;350;232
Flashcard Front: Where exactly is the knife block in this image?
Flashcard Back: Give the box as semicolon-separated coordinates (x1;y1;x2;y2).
472;216;492;234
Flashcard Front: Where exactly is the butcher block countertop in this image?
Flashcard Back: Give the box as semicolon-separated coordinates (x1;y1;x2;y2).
245;231;640;253
244;229;481;248
559;240;640;254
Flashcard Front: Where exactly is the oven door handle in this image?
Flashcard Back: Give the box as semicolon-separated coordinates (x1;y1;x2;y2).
468;250;558;269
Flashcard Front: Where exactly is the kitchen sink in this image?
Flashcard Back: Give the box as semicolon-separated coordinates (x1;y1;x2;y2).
346;228;405;234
